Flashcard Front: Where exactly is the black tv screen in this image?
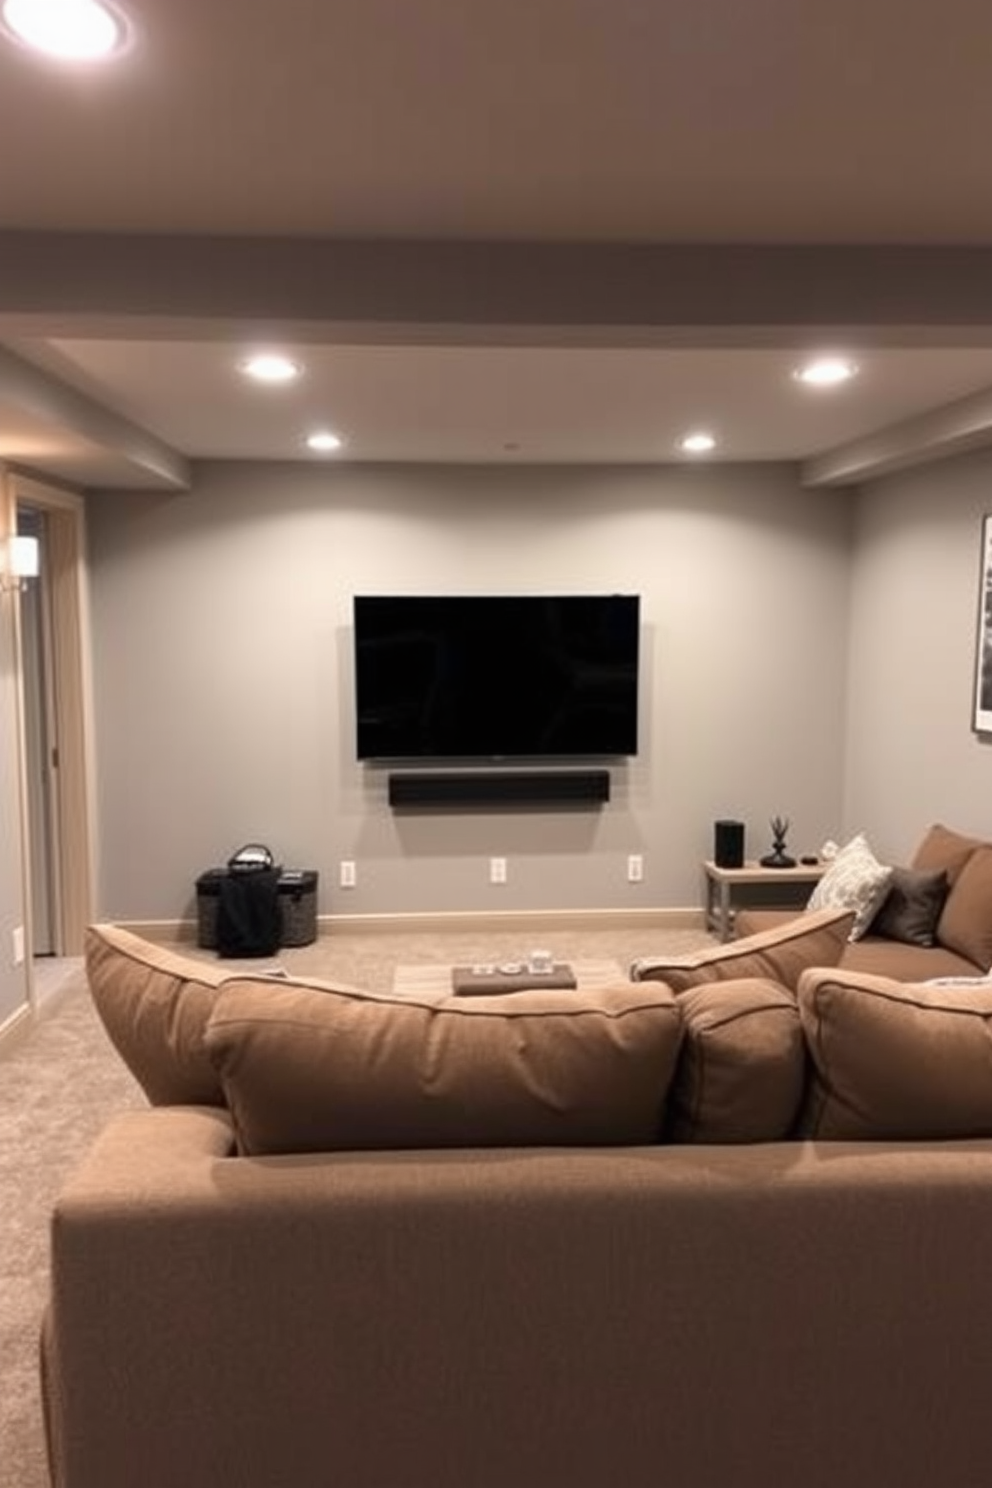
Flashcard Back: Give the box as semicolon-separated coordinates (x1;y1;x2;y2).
353;595;640;760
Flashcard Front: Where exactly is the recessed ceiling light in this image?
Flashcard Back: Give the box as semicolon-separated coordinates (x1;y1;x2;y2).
678;430;717;455
306;429;343;453
240;353;302;384
793;356;859;388
2;0;127;59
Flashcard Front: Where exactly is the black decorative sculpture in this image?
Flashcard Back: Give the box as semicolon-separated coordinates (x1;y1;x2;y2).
760;815;797;869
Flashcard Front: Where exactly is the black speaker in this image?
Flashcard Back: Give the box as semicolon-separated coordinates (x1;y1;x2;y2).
714;819;745;868
388;770;610;809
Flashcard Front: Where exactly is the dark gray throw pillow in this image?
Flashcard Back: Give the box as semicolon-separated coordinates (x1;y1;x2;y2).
869;866;949;947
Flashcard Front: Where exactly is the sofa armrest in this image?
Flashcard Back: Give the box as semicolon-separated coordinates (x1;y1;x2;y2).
43;1107;236;1488
56;1103;237;1196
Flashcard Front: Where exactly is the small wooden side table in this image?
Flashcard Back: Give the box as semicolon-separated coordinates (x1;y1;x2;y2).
703;859;825;942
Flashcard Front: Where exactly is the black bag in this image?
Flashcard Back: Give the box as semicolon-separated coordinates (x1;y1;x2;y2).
216;844;280;957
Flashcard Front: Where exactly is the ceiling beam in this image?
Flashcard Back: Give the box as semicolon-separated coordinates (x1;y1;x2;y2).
4;235;992;345
803;384;992;487
0;342;189;490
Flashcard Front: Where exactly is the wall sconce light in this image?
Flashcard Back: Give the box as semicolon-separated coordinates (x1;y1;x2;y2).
0;534;40;592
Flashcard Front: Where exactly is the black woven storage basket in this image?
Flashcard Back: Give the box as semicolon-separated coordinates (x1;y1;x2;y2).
196;869;318;949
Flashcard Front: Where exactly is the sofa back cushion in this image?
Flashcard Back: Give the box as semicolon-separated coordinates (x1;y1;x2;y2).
204;978;684;1154
666;977;805;1143
798;967;992;1139
85;924;232;1105
935;846;992;972
835;935;979;981
630;906;853;994
911;822;984;886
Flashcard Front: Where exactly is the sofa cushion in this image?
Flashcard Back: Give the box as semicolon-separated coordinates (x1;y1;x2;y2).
734;908;983;980
867;866;949;948
805;833;893;940
666;977;805;1143
798;966;992;1139
834;937;980;980
936;846;992;972
204;978;684;1154
85;924;233;1105
911;822;984;886
630;906;853;994
85;926;363;1106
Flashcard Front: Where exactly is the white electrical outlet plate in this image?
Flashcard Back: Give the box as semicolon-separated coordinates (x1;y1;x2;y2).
12;925;25;964
627;854;644;883
490;857;507;884
339;860;356;889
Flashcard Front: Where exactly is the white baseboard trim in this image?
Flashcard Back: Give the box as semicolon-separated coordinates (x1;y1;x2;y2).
121;906;705;943
0;1001;32;1055
318;906;705;935
120;919;199;943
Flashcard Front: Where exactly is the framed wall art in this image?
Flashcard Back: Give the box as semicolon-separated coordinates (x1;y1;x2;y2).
973;514;992;733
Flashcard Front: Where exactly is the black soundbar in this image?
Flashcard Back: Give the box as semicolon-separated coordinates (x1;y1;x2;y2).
388;769;611;808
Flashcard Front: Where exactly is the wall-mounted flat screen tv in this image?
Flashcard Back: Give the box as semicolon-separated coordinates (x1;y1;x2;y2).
353;594;640;760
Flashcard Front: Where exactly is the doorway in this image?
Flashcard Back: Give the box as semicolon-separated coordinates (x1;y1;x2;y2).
6;473;93;980
17;505;58;955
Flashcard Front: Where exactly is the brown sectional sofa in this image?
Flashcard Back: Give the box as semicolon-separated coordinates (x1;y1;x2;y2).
44;1107;992;1488
42;902;992;1488
735;821;992;981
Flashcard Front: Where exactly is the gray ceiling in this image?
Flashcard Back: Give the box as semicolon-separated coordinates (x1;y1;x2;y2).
4;0;992;490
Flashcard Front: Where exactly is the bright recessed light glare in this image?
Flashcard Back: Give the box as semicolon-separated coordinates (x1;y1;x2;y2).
679;430;717;454
794;356;859;388
306;430;343;453
2;0;125;58
240;353;302;384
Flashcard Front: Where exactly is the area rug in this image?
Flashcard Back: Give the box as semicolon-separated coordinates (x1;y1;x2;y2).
0;920;710;1488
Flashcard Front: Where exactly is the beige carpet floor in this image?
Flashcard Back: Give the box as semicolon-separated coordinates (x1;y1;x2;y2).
0;921;711;1488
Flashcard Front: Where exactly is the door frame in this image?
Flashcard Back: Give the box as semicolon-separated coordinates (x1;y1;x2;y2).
4;472;94;987
17;505;61;954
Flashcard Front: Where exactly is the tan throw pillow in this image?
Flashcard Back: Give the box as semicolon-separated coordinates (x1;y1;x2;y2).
805;832;893;940
204;978;684;1154
667;978;805;1143
85;923;234;1105
911;823;984;887
798;967;992;1139
630;906;853;994
936;846;992;971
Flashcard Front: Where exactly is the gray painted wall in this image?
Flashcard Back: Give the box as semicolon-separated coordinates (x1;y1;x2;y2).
86;461;852;921
844;446;992;859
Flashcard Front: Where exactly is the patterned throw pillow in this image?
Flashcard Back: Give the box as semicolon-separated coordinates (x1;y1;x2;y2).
806;833;893;941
